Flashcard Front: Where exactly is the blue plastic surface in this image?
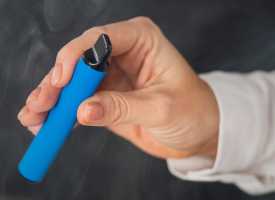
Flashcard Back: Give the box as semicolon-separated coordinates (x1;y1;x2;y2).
19;58;106;182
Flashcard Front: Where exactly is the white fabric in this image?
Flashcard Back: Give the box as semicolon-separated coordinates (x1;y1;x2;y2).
167;71;275;195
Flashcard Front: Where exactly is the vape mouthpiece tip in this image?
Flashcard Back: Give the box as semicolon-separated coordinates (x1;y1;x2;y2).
82;34;112;72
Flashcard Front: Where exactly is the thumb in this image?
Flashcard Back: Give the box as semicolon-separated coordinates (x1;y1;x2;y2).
77;89;161;127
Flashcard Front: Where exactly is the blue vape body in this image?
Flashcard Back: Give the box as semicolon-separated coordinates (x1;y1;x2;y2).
19;34;112;182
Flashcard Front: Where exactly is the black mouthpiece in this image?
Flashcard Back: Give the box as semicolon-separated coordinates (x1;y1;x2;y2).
82;34;112;72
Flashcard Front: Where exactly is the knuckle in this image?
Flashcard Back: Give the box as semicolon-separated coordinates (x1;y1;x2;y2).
132;17;158;32
133;16;154;26
82;26;107;37
131;17;161;47
82;29;92;36
57;43;75;59
108;92;129;124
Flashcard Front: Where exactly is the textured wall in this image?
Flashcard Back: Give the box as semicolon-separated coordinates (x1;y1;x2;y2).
1;0;275;199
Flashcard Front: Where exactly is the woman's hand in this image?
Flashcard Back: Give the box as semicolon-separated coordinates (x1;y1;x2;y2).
18;17;219;159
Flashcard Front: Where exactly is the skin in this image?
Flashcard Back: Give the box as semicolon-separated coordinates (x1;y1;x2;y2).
18;17;219;159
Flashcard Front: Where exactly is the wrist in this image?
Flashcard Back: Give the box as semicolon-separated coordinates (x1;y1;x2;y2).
195;78;220;157
197;131;219;156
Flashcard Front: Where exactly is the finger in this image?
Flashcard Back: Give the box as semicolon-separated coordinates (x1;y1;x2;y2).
28;124;42;136
77;87;169;127
18;106;48;127
73;121;80;129
27;121;80;136
52;17;154;89
26;69;62;113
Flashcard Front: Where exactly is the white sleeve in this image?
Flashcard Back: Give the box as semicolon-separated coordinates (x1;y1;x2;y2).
167;71;275;195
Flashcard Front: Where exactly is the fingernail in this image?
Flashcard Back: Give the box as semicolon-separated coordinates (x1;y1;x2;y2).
51;63;63;86
26;87;42;105
84;102;104;122
18;106;29;119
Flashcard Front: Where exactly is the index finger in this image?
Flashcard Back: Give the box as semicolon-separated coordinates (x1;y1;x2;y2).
53;17;149;88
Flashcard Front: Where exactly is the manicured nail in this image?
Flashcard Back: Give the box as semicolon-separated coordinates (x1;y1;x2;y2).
26;87;42;105
51;63;63;86
18;106;29;119
84;102;104;122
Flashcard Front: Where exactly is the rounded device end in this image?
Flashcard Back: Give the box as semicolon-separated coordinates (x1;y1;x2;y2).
18;164;42;183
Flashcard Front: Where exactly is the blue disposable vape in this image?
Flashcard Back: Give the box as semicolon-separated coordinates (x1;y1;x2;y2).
19;34;112;182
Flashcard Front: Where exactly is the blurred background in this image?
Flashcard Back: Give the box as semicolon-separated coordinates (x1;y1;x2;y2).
1;0;275;199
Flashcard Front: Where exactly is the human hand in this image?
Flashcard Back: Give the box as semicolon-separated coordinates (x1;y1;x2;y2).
18;17;219;159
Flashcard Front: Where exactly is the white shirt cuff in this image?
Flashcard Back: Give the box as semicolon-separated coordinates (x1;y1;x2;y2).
167;71;275;195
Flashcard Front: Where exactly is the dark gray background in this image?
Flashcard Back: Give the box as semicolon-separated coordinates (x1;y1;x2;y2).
1;0;275;199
